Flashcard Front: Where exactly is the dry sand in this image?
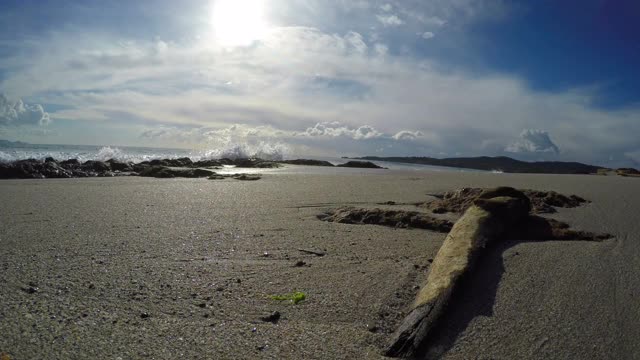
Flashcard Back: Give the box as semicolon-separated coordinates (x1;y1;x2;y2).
0;168;638;359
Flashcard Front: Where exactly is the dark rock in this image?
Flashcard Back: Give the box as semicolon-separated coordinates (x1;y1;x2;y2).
337;161;383;169
40;161;74;178
132;163;150;173
44;157;57;163
60;159;80;168
207;174;227;180
294;260;306;267
193;159;223;168
616;168;640;177
139;166;214;178
81;160;111;173
280;159;334;167
21;286;39;294
232;174;261;181
318;207;453;233
166;157;193;167
140;312;150;319
106;159;133;172
231;158;280;168
1;159;76;179
259;311;281;323
149;159;170;166
12;159;44;178
422;187;589;214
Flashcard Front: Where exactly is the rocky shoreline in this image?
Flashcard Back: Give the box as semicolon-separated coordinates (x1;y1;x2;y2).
0;157;383;179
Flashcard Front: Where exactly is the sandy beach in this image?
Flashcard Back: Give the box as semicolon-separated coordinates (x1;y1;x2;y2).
1;168;639;359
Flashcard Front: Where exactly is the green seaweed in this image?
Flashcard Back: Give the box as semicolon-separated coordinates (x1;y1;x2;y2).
269;291;306;304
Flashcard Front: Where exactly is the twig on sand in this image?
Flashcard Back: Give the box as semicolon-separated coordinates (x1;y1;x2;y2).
297;248;326;257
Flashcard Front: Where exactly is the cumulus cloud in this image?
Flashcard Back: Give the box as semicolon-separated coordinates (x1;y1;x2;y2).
421;32;435;39
140;124;287;144
3;22;640;165
392;130;424;141
0;94;51;126
376;14;404;27
380;4;393;12
300;122;384;140
506;129;560;154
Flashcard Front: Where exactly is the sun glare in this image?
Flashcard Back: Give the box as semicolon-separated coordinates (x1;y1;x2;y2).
211;0;268;47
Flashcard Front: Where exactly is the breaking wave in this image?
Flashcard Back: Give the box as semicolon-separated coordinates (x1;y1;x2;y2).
0;141;290;163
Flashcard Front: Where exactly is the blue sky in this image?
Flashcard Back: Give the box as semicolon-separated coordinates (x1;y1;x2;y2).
0;0;639;166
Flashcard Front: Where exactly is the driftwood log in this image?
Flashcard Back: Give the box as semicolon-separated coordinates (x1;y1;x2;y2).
385;187;532;358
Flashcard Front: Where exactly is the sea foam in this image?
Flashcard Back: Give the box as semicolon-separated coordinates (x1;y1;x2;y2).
0;141;290;163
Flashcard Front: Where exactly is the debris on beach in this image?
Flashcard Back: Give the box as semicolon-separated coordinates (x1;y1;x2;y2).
384;187;612;358
318;207;453;233
297;248;326;257
268;291;306;305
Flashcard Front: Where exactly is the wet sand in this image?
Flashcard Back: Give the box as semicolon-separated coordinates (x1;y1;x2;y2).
1;169;639;359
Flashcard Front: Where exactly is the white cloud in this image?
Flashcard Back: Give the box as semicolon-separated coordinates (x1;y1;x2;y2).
300;122;384;140
421;31;435;39
376;14;404;27
393;130;424;141
505;129;560;154
2;25;640;165
0;94;51;126
380;4;393;12
344;31;368;54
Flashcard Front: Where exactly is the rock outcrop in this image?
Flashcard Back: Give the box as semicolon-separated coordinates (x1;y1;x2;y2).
616;168;640;177
424;187;589;214
138;166;215;178
280;159;335;167
336;161;384;169
318;207;453;233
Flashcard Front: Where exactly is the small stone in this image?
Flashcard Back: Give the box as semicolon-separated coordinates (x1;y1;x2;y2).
198;303;207;308
236;279;242;284
216;286;224;292
367;323;379;333
427;258;433;263
259;311;281;323
140;312;150;319
21;286;39;294
294;260;306;267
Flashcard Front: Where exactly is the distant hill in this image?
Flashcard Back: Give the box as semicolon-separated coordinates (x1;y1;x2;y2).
352;156;606;174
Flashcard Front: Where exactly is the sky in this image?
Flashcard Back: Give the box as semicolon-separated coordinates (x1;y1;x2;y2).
0;0;639;166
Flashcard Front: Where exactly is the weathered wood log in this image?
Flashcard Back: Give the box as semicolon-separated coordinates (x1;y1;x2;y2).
384;187;531;358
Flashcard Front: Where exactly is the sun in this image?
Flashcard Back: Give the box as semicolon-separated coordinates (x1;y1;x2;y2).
211;0;269;47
